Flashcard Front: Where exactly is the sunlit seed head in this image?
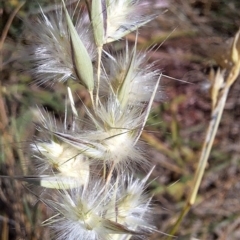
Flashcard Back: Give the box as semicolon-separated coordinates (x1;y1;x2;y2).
31;108;90;184
25;3;95;85
105;0;156;42
43;181;139;239
106;0;131;39
53;97;147;171
101;48;162;106
32;140;90;186
43;185;103;239
106;172;154;235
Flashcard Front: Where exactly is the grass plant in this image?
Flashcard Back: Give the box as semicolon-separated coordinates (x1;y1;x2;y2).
1;1;240;239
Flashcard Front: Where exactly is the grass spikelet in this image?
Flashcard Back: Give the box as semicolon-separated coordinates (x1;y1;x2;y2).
106;169;155;236
43;180;143;240
25;2;95;86
62;0;95;91
105;0;157;43
101;46;162;106
50;96;149;172
31;108;90;188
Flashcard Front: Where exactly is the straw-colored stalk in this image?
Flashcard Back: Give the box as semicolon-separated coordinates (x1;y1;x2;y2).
167;30;240;238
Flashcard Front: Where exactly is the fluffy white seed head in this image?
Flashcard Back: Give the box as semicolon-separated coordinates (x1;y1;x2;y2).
43;181;141;240
44;182;106;240
101;48;162;106
31;108;90;188
32;141;90;188
105;0;157;42
25;3;95;85
106;172;154;237
52;96;147;171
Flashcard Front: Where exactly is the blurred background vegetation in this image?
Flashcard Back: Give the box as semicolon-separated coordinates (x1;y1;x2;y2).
1;0;240;239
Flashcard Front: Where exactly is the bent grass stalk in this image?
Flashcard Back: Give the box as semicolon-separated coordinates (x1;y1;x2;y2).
167;30;240;238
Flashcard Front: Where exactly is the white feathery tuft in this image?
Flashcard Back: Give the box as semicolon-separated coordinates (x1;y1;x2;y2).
105;0;157;43
50;96;149;171
43;180;143;239
26;3;95;85
31;108;90;187
101;47;162;106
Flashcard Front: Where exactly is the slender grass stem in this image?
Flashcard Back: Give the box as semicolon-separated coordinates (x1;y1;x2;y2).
106;162;115;186
96;46;102;107
167;58;240;238
0;2;25;51
89;90;95;109
167;86;229;238
103;158;106;181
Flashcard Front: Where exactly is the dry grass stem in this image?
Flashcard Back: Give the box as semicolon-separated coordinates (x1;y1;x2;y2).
168;30;240;238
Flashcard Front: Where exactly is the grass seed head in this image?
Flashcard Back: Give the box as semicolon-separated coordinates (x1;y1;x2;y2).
52;96;148;172
31;109;90;187
32;141;89;182
105;0;157;43
43;181;141;239
101;48;162;107
106;172;154;235
25;3;95;85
